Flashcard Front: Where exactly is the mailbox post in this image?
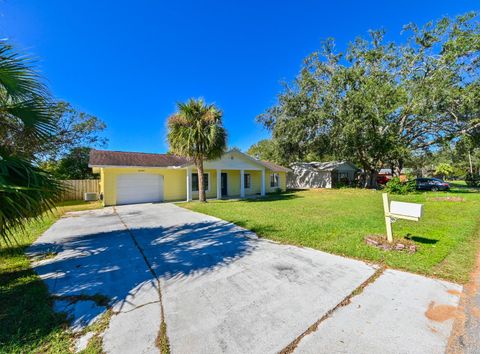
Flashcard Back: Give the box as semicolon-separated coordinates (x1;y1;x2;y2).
382;193;423;243
382;194;394;243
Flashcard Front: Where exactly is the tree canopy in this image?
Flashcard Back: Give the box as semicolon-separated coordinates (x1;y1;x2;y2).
42;147;98;180
247;139;279;162
4;100;107;161
258;12;480;186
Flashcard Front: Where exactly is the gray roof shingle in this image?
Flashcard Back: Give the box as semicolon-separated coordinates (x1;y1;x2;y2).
260;160;291;173
291;161;358;171
89;149;291;172
89;149;191;168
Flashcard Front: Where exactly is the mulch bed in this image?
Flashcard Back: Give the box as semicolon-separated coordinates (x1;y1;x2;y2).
365;235;417;253
427;196;465;202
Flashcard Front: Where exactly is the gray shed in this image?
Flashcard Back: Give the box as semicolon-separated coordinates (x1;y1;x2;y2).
288;161;358;189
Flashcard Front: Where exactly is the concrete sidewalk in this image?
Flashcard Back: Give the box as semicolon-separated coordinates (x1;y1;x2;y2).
294;269;461;354
447;252;480;354
28;203;463;353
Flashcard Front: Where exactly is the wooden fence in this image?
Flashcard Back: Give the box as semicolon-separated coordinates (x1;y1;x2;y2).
60;179;100;201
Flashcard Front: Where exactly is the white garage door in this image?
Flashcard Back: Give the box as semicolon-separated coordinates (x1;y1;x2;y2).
116;173;164;205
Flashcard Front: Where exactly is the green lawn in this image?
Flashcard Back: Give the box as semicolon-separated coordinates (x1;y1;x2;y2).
181;186;480;283
0;200;102;353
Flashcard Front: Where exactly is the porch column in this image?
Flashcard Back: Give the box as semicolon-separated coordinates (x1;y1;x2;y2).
186;167;192;201
240;169;245;198
261;168;266;196
216;169;221;199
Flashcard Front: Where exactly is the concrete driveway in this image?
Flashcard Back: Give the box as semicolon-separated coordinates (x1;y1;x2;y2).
29;203;462;353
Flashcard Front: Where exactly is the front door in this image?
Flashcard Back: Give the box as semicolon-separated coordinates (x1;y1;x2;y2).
221;173;228;196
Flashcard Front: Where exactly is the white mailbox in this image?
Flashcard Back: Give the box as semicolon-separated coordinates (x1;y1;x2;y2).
390;201;423;221
382;193;423;243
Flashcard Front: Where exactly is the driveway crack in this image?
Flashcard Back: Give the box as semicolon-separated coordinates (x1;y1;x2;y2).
279;265;386;354
114;300;162;314
113;207;170;353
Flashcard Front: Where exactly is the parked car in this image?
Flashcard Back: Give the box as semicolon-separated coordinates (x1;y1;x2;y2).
415;178;450;191
377;175;390;185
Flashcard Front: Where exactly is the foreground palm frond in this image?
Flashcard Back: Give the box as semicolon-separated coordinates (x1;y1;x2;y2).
0;154;63;244
0;41;62;243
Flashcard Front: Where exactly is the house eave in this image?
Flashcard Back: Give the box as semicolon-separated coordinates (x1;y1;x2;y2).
88;164;186;169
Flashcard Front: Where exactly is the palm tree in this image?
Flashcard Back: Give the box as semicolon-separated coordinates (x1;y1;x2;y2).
0;42;62;244
167;98;227;202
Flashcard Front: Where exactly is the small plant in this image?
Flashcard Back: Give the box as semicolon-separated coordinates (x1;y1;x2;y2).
465;172;480;187
384;177;416;195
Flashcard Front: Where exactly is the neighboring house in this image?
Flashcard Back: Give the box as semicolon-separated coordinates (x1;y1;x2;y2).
287;161;358;189
89;148;290;206
378;168;414;183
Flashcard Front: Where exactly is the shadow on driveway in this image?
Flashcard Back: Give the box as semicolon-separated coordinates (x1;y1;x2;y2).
28;219;256;321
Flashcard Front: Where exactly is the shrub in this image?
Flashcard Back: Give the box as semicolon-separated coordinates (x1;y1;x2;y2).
434;163;454;180
384;177;416;195
335;177;351;188
465;172;480;187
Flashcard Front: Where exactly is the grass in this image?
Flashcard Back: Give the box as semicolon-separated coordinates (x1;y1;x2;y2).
0;200;102;354
78;308;113;354
181;185;480;283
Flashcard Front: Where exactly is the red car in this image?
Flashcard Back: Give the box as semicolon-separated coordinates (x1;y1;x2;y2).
377;175;390;185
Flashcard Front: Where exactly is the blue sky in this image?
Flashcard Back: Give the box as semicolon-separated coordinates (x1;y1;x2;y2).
1;1;477;153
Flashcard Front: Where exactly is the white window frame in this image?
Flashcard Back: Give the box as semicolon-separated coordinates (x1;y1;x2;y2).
244;173;252;190
270;173;280;188
192;172;210;192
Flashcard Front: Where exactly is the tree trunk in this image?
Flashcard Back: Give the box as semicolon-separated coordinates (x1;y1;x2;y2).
362;167;378;189
391;160;403;178
196;159;207;203
393;166;402;178
369;169;378;189
468;150;474;174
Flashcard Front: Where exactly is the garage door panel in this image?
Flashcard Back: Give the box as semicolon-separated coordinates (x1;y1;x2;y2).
116;173;164;205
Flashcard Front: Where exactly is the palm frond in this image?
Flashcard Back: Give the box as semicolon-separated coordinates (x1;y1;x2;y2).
167;98;227;160
0;97;55;140
0;41;61;244
0;153;63;244
167;98;227;202
0;42;48;100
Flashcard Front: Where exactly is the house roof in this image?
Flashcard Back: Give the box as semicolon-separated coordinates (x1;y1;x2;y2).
226;148;291;172
89;149;191;168
259;160;291;173
89;148;291;172
379;168;413;175
291;161;358;171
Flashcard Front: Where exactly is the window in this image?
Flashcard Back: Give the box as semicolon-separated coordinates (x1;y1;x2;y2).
192;173;209;192
270;173;279;188
244;173;251;189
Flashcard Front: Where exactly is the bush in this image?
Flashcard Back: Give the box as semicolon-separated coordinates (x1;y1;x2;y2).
384;177;416;195
465;172;480;187
434;163;454;180
335;177;351;188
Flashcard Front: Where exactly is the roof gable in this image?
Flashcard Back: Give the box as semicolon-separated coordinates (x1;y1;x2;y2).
202;150;265;170
206;149;291;172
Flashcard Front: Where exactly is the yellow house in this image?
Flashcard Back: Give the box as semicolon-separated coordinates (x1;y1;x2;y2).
89;149;290;206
